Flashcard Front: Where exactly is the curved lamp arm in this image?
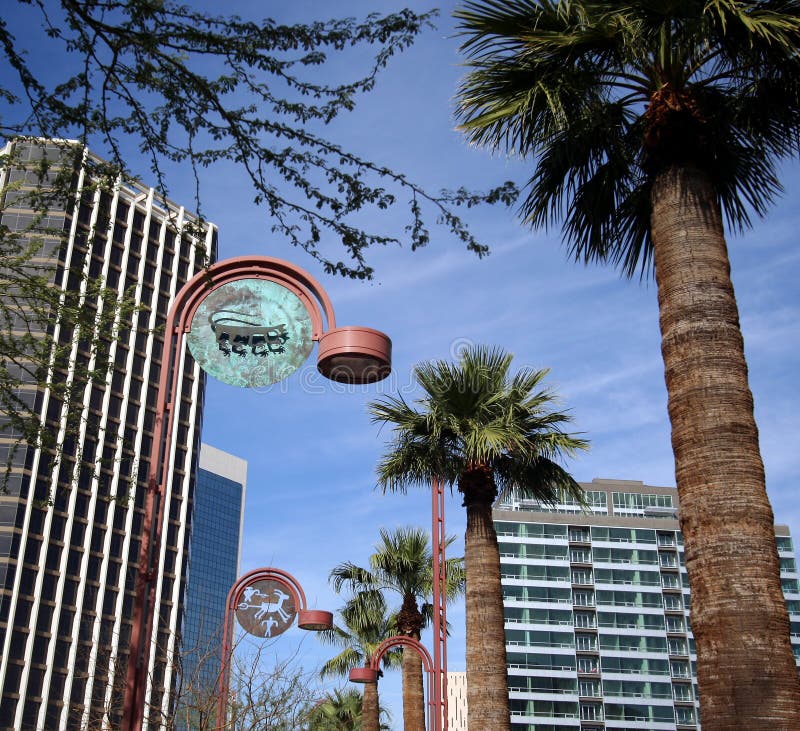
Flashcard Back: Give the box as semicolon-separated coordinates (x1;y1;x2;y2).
349;635;439;731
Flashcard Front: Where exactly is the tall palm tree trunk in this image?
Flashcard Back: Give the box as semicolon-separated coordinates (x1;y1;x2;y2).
401;646;425;731
397;594;426;731
361;680;380;731
462;475;511;731
651;164;800;729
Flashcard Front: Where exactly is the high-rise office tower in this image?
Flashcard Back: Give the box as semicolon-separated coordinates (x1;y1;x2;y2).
495;478;800;731
0;139;217;730
175;443;246;730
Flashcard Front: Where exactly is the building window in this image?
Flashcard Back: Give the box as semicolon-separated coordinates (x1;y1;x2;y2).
660;553;679;568
671;660;690;679
580;703;603;720
569;527;590;543
666;616;685;632
613;492;673;511
662;572;681;589
571;548;591;563
576;634;597;651
577;656;599;674
579;680;600;697
676;706;696;724
669;639;689;656
572;569;593;585
574;612;596;629
673;683;693;701
573;590;594;607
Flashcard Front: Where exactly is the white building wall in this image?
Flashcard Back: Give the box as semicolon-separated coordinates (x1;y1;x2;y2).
447;671;468;731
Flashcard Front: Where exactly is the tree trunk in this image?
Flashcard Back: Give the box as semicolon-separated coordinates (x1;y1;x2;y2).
361;680;380;731
462;478;510;730
398;593;426;731
651;164;800;729
401;644;425;731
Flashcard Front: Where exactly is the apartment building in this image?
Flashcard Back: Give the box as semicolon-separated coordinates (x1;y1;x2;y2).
495;478;800;731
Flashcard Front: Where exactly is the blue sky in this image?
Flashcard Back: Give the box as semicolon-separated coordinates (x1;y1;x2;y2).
4;0;800;725
195;1;800;720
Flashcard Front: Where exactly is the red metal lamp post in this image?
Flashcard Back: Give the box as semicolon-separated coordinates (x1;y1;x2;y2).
349;635;438;731
430;477;449;731
120;256;391;731
349;478;450;731
217;567;332;730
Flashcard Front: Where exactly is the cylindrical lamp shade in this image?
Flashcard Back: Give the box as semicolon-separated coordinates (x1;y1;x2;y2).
349;667;379;684
297;609;334;631
317;326;391;384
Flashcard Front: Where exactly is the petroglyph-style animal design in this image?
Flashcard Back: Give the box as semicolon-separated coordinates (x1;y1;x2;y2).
209;309;289;357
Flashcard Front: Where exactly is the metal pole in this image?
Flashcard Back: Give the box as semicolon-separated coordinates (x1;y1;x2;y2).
431;478;448;731
216;581;239;731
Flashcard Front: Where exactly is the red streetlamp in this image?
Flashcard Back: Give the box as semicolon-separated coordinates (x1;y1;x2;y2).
350;635;439;731
217;567;332;730
350;480;451;731
121;256;391;731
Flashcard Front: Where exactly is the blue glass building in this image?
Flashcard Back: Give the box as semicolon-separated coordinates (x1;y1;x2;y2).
176;444;246;729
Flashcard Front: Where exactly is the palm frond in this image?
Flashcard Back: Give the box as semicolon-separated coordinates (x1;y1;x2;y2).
370;343;587;505
455;0;800;278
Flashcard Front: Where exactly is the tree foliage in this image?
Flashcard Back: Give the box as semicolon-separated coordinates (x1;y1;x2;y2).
330;526;464;636
0;142;139;494
370;344;588;499
1;0;518;280
454;0;800;277
172;637;322;731
306;687;392;731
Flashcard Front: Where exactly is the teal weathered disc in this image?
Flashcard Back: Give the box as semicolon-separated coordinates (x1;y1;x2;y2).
186;279;313;388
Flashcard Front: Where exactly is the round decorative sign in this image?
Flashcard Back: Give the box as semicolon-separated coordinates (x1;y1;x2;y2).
235;578;298;638
186;279;313;388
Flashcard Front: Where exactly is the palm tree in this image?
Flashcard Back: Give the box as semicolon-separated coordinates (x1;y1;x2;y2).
305;688;391;730
453;2;800;728
306;688;363;731
306;688;360;731
318;596;399;731
330;527;466;731
369;345;587;730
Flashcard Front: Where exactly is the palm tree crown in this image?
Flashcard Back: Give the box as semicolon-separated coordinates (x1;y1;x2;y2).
455;0;800;276
371;345;587;502
318;597;399;731
330;527;465;637
306;688;391;731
